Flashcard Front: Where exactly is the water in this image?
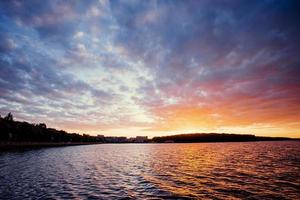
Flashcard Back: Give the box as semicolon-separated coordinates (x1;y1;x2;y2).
0;141;299;199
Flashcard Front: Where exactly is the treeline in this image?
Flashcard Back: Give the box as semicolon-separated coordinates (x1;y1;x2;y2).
152;133;292;143
0;113;103;143
0;113;295;145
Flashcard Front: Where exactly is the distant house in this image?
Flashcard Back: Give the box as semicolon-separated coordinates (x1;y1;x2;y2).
105;136;127;143
164;140;174;143
96;135;105;142
135;136;148;143
127;137;135;142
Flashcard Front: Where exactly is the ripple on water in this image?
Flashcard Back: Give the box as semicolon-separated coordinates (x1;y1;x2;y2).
0;142;299;199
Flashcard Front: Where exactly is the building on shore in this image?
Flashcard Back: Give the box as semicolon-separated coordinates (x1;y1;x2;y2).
104;137;127;143
134;136;148;143
96;136;149;143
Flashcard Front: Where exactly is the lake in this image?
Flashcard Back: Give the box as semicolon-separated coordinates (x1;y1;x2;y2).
0;141;299;199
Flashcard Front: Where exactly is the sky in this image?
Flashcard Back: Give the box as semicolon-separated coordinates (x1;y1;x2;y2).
0;0;299;138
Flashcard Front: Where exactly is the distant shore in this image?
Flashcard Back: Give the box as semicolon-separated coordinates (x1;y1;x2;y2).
1;114;299;151
151;133;299;143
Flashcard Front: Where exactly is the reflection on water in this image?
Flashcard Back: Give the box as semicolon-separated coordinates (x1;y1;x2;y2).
0;141;299;199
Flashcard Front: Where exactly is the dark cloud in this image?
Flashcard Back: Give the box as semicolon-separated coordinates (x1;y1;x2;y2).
110;0;300;91
0;0;100;46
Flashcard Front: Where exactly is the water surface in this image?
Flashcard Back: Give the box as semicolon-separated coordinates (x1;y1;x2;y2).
0;141;299;199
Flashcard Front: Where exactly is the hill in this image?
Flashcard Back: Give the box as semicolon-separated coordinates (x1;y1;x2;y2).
152;133;293;143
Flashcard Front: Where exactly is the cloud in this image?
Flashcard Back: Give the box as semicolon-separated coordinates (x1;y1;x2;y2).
0;0;299;136
111;0;300;133
0;0;107;46
0;34;17;53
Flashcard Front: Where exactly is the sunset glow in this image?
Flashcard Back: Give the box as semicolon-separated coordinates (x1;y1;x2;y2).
0;0;299;137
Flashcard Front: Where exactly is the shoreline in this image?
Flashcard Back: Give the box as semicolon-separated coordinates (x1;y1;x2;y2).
1;139;299;151
0;142;100;151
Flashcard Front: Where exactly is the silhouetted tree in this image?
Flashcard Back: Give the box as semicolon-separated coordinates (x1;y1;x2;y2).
37;123;47;129
0;112;106;144
4;112;13;121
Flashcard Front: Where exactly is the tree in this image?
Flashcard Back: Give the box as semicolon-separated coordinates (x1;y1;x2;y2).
4;112;13;121
38;123;47;129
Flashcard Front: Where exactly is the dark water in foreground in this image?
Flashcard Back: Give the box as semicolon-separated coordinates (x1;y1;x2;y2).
0;142;299;199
